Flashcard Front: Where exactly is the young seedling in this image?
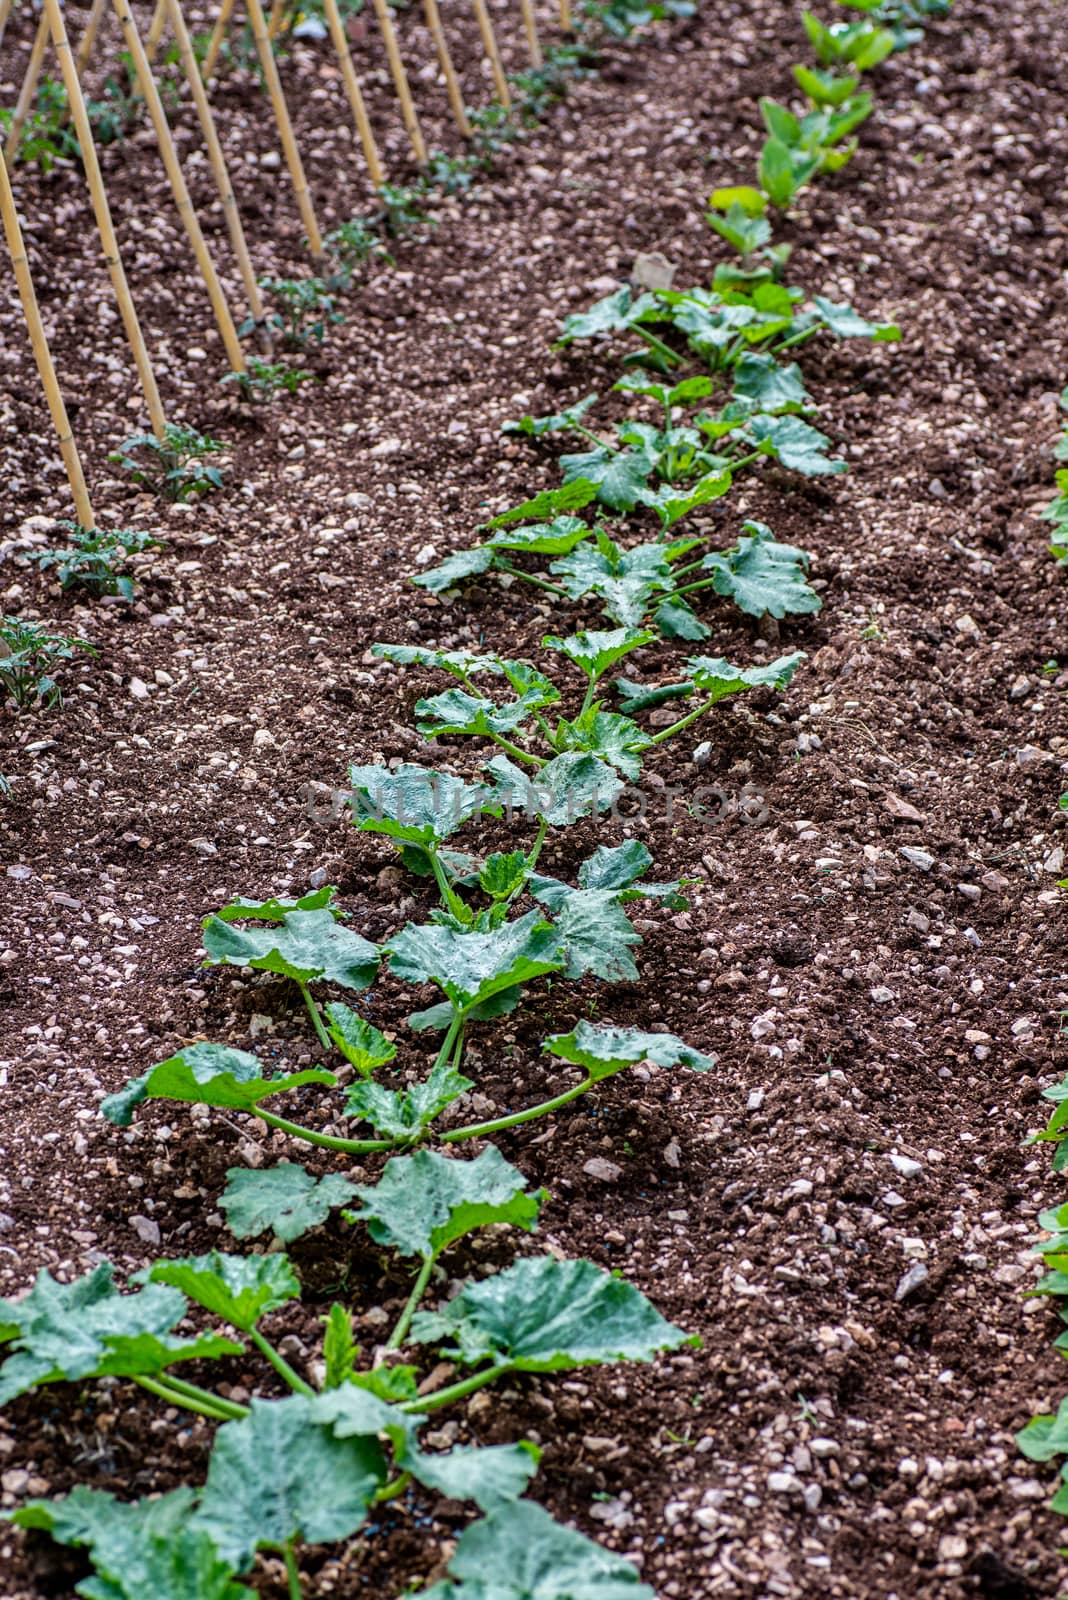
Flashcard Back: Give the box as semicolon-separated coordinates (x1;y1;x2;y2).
0;80;80;171
323;217;394;289
800;10;896;69
28;525;162;600
220;359;315;401
112;424;227;502
249;277;343;349
0;616;96;710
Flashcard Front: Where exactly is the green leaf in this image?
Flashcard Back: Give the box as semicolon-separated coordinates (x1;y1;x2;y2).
211;886;340;923
386;910;563;1016
543;626;655;681
549;538;670;626
685;650;806;702
551;890;642;981
613;677;694;715
559;447;655;512
578;840;686;907
8;1485;194;1551
486;752;624;825
793;64;860;106
485;481;599;529
414;686;556;742
219;1165;358;1244
78;1528;252;1600
306;1383;421;1452
411;1255;698;1371
423;1500;654;1600
504;393;599;436
706;201;771;258
637;472;733;530
406;1440;541;1514
346;763;499;847
653;596;709;640
479;850;530;900
346;1147;545;1262
321;1303;358;1389
486;516;592;556
557;285;650;346
370;643;506;680
759;136;807;207
141;1251;299;1333
411;546;495;595
202;908;380;990
708;184;766;216
101;1043;336;1127
760;96;802;145
748;413;846;476
1017;1396;1068;1463
553;710;650;781
0;1265;243;1407
344;1060;474;1137
732;353;811;412
545;1019;716;1078
812;293;900;342
323;1004;396;1075
699;521;821;619
191;1396;385;1569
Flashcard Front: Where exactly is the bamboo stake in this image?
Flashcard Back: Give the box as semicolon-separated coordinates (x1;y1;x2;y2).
266;0;285;39
74;0;110;78
5;10;50;171
245;0;324;254
202;0;235;79
0;147;95;528
41;0;167;438
471;0;510;107
166;0;265;326
0;0;12;54
109;0;246;371
321;0;385;186
423;0;470;137
559;0;572;33
370;0;427;165
144;0;168;62
519;0;542;67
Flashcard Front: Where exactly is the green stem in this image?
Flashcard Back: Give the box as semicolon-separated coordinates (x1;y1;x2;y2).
442;1074;597;1143
402;1363;513;1414
492;560;570;598
133;1375;238;1423
727;448;763;472
636;326;681;367
523;815;550;877
385;1255;436;1350
647;693;716;746
674;576;725;597
156;1373;250;1419
488;731;545;768
282;1541;302;1600
299;983;332;1053
671;556;709;580
250;1327;315;1397
772;324;820;355
573;421;618;453
252;1106;396;1154
428;847;471;921
374;1470;412;1504
433;1012;463;1075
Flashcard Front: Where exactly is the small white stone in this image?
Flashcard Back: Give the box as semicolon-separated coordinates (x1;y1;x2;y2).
889;1153;923;1179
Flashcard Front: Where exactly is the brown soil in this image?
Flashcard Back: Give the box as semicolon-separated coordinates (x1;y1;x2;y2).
1;0;1068;1596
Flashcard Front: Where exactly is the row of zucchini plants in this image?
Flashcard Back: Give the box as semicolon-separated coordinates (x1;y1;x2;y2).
1;3;956;1596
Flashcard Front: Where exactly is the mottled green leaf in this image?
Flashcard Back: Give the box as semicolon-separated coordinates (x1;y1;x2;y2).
344;1061;473;1137
101;1044;335;1128
543;627;655;681
202;908;380;990
411;546;495;595
219;1165;357;1244
141;1252;299;1333
386;911;562;1016
346;1147;545;1262
699;521;820;619
559;447;656;512
748;413;846;475
406;1441;540;1513
211;887;339;924
422;1500;655;1600
347;763;499;847
545;1020;716;1078
686;650;806;701
486;752;624;825
485;481;599;529
323;1004;396;1075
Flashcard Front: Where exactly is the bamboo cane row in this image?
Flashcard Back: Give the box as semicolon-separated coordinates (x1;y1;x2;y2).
0;0;576;525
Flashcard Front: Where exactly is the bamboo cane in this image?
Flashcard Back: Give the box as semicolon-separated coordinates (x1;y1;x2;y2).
559;0;572;32
41;0;167;438
245;0;324;254
4;10;50;171
74;0;110;78
0;0;12;54
202;0;235;78
0;146;95;528
471;0;510;107
423;0;470;137
266;0;285;39
370;0;427;165
144;0;168;62
519;0;542;67
321;0;384;186
109;0;247;371
166;0;265;327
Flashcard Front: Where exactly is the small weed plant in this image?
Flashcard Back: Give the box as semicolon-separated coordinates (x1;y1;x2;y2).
0;615;95;709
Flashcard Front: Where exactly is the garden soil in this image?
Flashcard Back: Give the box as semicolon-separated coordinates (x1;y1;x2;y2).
0;0;1067;1595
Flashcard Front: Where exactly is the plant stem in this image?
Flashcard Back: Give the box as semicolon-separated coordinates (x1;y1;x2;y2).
402;1362;513;1414
492;560;570;598
428;848;470;921
250;1327;315;1397
385;1255;436;1350
154;1373;250;1420
133;1375;239;1423
578;675;600;717
282;1541;303;1600
252;1106;395;1154
523;815;550;877
647;693;717;746
488;732;545;768
636;326;681;367
772;324;820;355
728;448;763;472
573;422;618;453
433;1012;463;1075
674;576;725;597
299;983;333;1053
442;1074;596;1143
374;1471;412;1505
